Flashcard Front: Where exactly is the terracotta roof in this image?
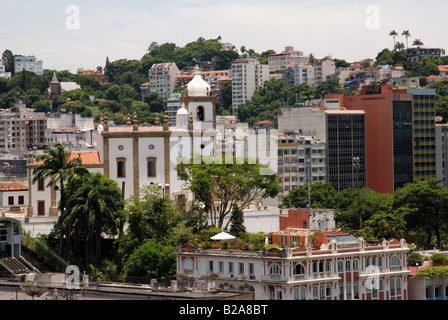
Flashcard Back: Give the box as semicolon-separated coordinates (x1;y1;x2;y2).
254;120;274;125
438;65;448;72
34;151;101;165
0;183;28;191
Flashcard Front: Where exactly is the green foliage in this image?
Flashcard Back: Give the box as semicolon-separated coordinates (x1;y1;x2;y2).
177;155;280;228
431;253;448;266
282;182;337;209
122;238;177;280
413;266;448;280
229;204;246;237
408;252;423;266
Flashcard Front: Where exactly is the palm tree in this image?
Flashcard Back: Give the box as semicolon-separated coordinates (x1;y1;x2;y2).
413;39;424;48
402;30;411;49
32;142;88;255
389;30;398;49
63;173;124;267
394;42;405;51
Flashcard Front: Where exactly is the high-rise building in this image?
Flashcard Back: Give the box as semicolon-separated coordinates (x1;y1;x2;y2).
230;58;269;116
326;82;436;193
268;46;307;72
278;98;366;193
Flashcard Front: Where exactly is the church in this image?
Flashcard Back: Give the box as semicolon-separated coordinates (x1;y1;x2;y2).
26;66;218;217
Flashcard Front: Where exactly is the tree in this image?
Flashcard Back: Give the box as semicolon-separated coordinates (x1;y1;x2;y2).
229;204;246;236
283;182;336;209
389;30;398;49
177;155;280;229
394;42;405;51
2;49;14;73
413;39;424;48
32;143;89;256
402;30;411;49
392;179;448;248
63;173;124;267
125;185;182;242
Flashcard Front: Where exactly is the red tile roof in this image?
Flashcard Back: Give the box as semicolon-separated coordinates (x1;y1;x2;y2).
0;183;28;191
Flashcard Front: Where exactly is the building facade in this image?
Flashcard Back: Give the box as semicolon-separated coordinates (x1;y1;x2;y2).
176;209;410;300
230;58;269;115
268;46;307;72
27;66;217;216
148;63;181;99
278;98;366;193
13;56;43;75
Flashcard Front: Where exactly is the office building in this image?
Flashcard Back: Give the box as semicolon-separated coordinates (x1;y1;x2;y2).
148;63;181;99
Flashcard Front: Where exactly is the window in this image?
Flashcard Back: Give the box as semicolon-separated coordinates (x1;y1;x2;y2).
338;260;343;272
390;278;395;296
326;284;332;297
228;262;234;274
270;264;282;275
239;262;244;274
345;260;351;272
219;261;224;273
18;196;24;205
313;286;318;299
8;196;13;205
208;261;214;273
183;259;194;271
248;263;254;275
117;158;126;178
37;200;45;216
37;179;45;191
389;256;401;267
353;259;359;271
197;106;205;121
293;264;305;275
319;285;325;300
396;278;401;295
147;158;156;177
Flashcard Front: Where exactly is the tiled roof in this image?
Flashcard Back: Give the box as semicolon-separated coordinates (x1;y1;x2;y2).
0;183;28;191
438;65;448;72
34;151;101;165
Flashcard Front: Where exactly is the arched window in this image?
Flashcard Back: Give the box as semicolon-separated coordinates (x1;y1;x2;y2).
337;260;344;272
319;285;325;300
293;264;305;275
183;259;194;271
345;260;351;271
313;285;318;299
197;106;205;121
353;259;359;271
270;264;282;275
389;255;401;267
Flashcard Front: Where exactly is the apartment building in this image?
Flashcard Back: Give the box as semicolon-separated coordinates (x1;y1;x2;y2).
148;63;181;99
0;103;47;152
268;46;307;72
313;58;336;84
436;123;448;187
176;209;410;300
277;132;327;207
230;58;269;116
0;61;11;79
166;93;182;127
13;55;43;75
283;63;315;87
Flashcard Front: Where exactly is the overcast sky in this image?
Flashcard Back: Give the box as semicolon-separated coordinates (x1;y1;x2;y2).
0;0;446;73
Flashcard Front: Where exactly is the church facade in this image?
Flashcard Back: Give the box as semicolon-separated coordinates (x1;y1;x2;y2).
27;67;218;217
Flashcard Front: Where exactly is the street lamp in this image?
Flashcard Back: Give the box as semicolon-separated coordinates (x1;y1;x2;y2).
353;156;362;229
158;183;170;198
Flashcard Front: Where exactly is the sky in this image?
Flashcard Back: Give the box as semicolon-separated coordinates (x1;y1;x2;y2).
0;0;446;73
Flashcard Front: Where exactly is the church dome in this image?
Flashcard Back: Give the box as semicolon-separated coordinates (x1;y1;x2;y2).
176;103;189;115
186;65;210;97
176;104;189;129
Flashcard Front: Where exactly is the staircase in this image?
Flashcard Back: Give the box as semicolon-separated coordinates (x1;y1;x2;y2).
0;252;40;276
